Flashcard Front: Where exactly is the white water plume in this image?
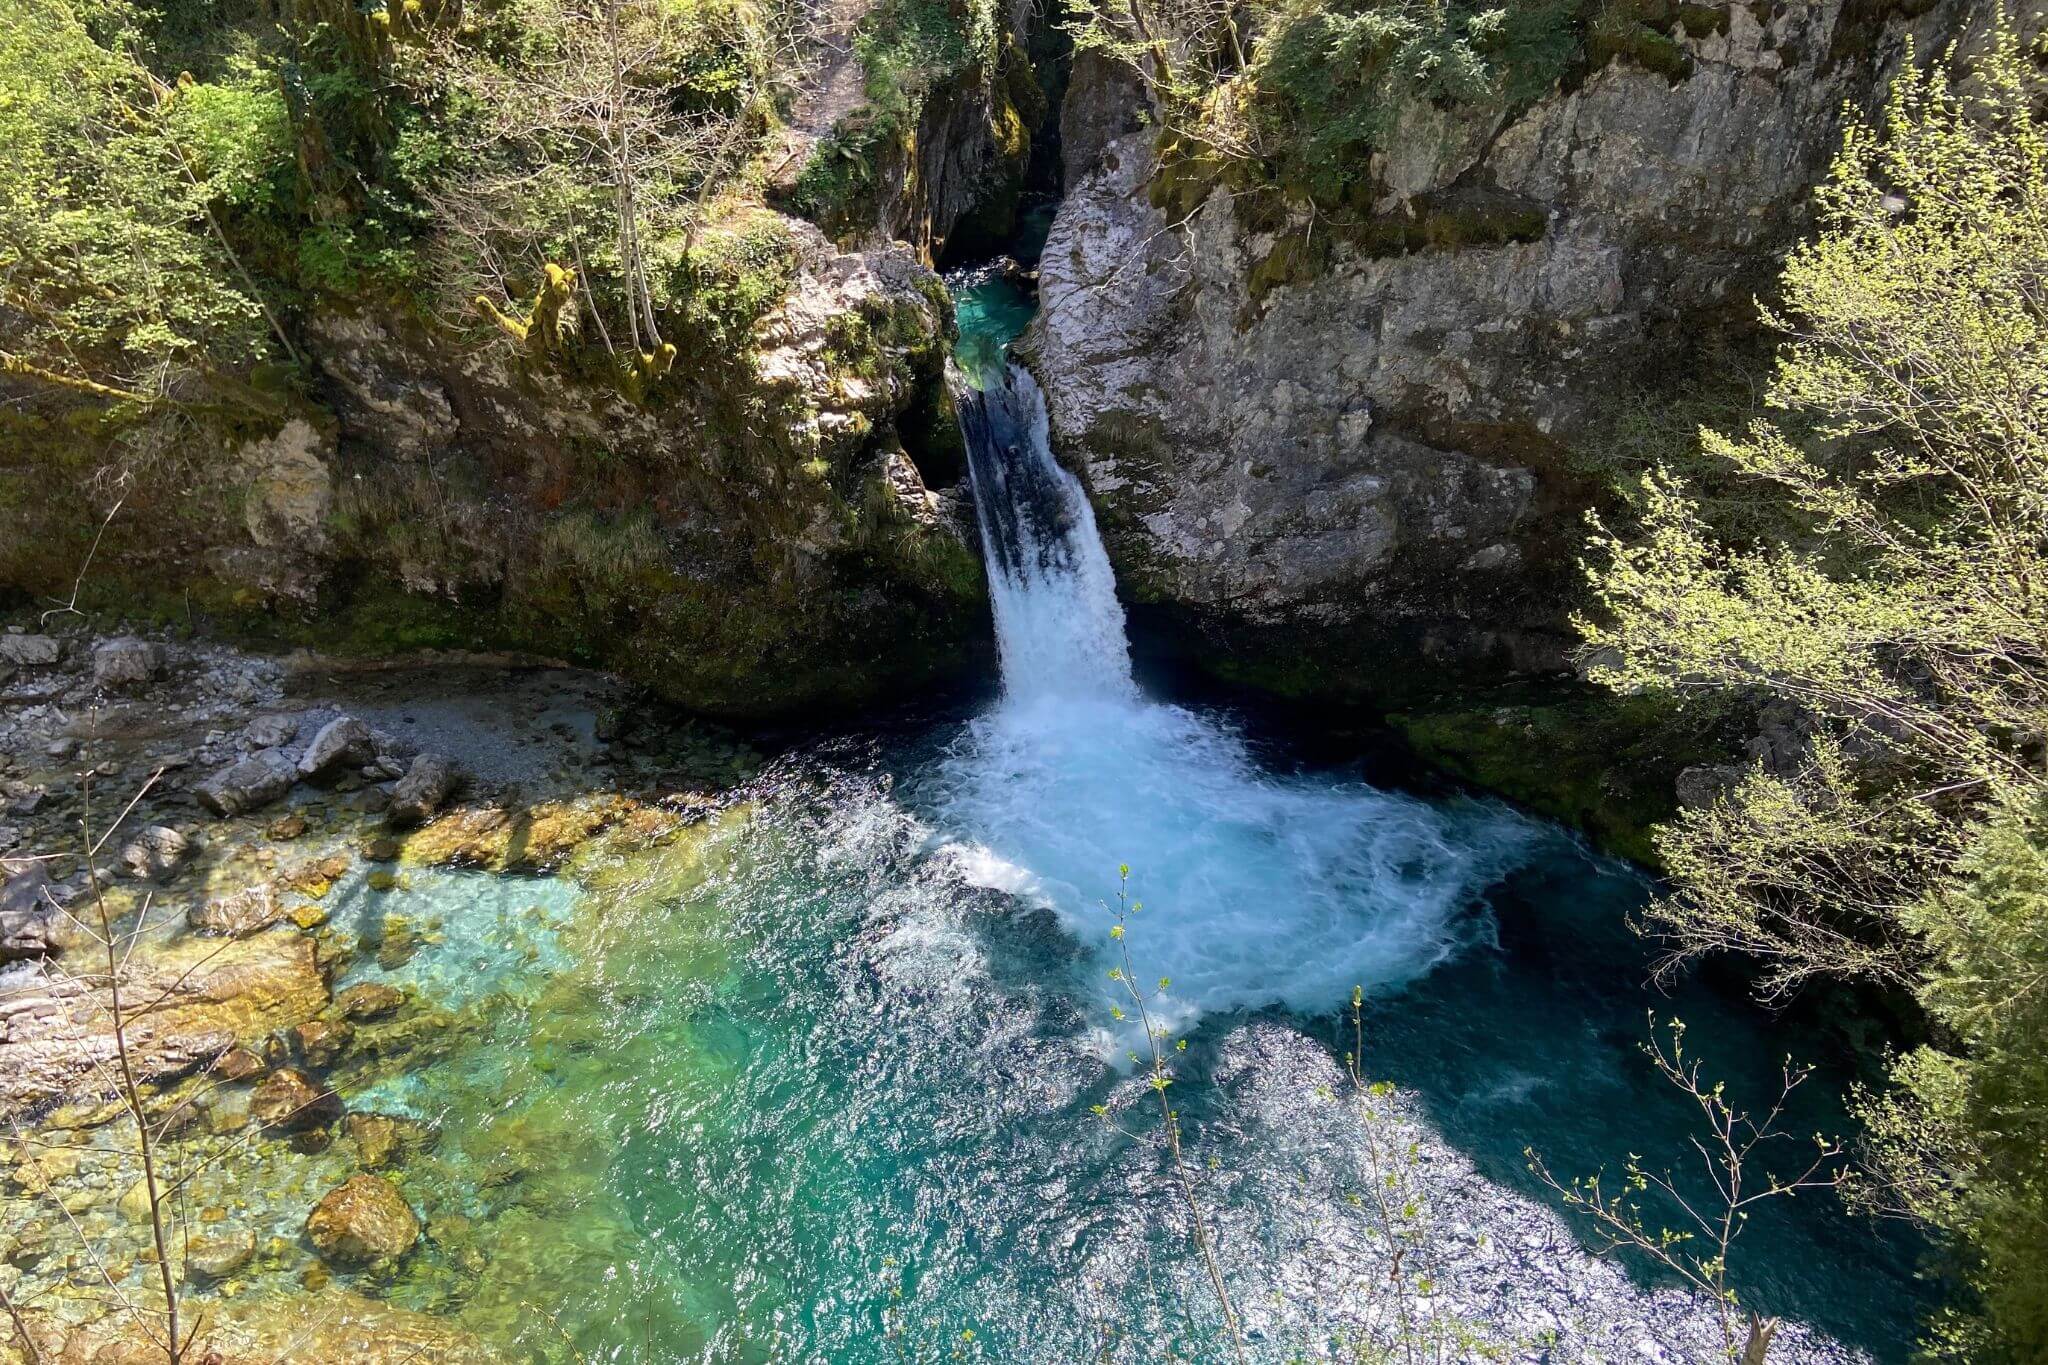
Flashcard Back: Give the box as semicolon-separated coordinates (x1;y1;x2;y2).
940;362;1537;1021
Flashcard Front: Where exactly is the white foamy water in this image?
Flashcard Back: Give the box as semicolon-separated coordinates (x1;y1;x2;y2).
939;363;1537;1020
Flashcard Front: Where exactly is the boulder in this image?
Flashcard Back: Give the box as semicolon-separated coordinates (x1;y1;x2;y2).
212;1045;267;1081
119;825;191;883
298;717;375;780
0;864;71;960
306;1174;419;1265
93;638;165;691
246;714;300;749
188;885;287;937
386;753;460;828
196;751;296;817
249;1067;340;1131
0;634;61;668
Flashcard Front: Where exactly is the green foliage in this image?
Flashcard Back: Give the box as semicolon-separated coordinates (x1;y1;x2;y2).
1577;21;2048;1355
788;0;1005;231
0;0;284;403
1859;798;2048;1359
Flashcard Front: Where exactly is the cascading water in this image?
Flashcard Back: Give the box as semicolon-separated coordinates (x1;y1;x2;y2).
937;358;1538;1024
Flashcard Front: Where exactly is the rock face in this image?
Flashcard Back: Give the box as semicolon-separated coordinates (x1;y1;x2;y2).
306;1173;420;1264
1021;0;2002;698
2;224;983;720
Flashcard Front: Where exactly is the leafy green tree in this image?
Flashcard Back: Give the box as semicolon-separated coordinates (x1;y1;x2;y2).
0;0;292;409
1578;18;2048;1355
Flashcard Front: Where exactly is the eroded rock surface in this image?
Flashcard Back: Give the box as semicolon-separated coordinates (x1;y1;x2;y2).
1022;0;2004;696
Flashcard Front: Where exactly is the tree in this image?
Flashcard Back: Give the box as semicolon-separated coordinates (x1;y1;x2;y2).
0;0;290;411
1577;18;2048;1355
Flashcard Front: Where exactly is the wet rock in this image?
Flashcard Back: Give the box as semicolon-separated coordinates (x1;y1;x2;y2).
387;753;460;828
336;982;407;1021
249;1067;340;1131
1;864;72;960
93;638;165;691
118;825;191;883
344;1112;404;1169
306;1173;419;1265
245;713;300;749
280;853;351;898
212;1045;267;1081
266;810;309;840
299;716;375;780
188;884;287;937
184;1227;256;1281
196;751;296;817
291;1016;355;1068
0;634;61;668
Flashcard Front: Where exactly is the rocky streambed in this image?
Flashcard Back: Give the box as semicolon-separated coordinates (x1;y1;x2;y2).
1;625;760;1361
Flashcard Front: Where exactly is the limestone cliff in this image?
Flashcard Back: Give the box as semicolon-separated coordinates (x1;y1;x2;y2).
1021;0;2006;701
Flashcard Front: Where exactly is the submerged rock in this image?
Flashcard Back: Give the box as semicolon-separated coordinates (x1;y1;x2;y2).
0;933;326;1119
344;1112;404;1169
184;1226;257;1281
188;884;287;937
336;982;407;1021
306;1173;420;1265
250;1066;341;1131
119;824;191;882
196;750;296;817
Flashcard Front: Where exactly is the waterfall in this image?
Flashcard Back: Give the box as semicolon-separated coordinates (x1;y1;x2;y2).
936;356;1538;1027
956;362;1136;703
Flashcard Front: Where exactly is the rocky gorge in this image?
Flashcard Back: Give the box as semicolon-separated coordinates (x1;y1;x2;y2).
1;0;2029;1357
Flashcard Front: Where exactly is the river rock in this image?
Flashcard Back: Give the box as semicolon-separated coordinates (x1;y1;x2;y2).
184;1227;256;1281
246;713;300;749
335;981;407;1020
344;1112;404;1169
249;1066;340;1131
92;637;165;691
119;825;191;883
0;634;61;668
196;750;296;817
212;1045;267;1081
0;864;71;960
299;716;375;780
188;884;286;937
387;753;459;827
291;1016;354;1068
306;1173;419;1265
